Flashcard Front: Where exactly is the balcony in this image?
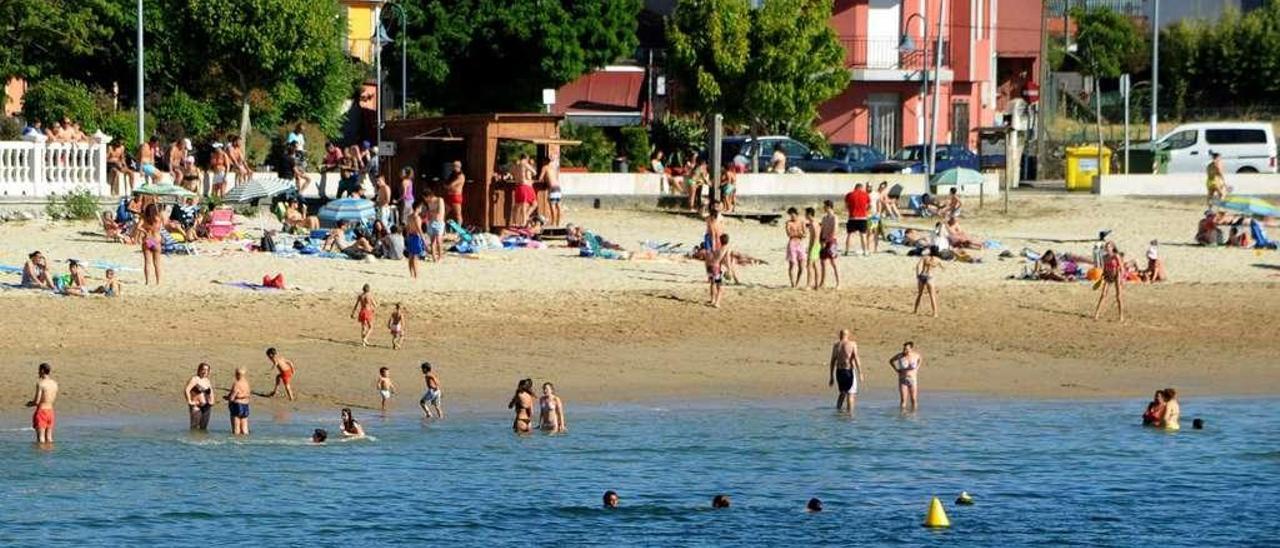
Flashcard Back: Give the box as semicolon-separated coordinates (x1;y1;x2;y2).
840;36;950;71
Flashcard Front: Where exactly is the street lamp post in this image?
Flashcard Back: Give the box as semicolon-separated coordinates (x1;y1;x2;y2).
136;0;144;148
1150;0;1160;141
927;0;946;177
900;13;929;152
385;2;408;116
374;22;393;158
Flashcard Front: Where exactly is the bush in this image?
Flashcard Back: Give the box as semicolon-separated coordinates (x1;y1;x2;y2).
98;110;154;150
152;91;220;143
559;123;614;172
22;77;101;130
651;114;707;164
619;126;651;168
0;116;21;140
45;188;101;221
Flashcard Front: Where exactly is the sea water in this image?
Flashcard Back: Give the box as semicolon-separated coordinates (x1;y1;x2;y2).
1;396;1277;546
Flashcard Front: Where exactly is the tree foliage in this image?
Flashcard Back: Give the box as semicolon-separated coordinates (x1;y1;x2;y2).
1158;1;1280;118
667;0;849;137
559;124;615;172
394;0;642;113
22;77;107;130
1071;5;1147;78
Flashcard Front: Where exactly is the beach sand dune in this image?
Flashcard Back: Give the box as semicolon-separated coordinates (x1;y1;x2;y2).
0;195;1277;416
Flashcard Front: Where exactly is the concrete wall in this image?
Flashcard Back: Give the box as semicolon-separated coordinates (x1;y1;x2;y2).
560;172;1002;198
1094;174;1280;197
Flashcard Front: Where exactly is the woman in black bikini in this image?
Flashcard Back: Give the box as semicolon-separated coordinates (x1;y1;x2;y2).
507;378;535;433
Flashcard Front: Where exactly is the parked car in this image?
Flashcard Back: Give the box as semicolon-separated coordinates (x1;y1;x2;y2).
1152;122;1277;174
829;143;885;173
720;136;867;173
870;144;981;174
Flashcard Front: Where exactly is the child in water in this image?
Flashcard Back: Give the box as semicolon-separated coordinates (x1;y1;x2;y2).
387;303;405;350
376;367;396;414
350;283;377;346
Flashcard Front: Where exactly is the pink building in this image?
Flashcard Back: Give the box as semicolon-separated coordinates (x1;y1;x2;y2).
819;0;1009;152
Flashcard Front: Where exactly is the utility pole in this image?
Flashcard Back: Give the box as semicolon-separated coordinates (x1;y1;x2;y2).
710;114;723;210
1150;0;1160;141
928;0;946;176
136;0;144;148
1036;0;1049;181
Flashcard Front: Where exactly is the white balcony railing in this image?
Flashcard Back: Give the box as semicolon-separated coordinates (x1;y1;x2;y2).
0;141;108;197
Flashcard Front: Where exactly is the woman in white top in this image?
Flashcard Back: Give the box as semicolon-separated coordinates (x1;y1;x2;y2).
538;382;567;434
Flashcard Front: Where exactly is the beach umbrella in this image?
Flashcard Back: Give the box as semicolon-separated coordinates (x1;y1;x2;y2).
223;176;293;203
1215;196;1280;218
317;198;376;225
930;167;985;187
133;183;197;198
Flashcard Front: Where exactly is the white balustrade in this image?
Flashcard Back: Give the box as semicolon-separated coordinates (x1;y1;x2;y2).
0;141;109;198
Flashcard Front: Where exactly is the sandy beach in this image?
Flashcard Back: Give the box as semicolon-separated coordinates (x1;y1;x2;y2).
1;194;1278;416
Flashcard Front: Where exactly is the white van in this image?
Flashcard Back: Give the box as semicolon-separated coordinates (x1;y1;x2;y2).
1157;122;1277;174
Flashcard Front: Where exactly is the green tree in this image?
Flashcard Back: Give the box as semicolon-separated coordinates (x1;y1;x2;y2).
667;0;752;127
0;0;119;81
1071;5;1147;78
668;0;848;137
22;77;105;130
186;0;360;141
1159;21;1204;119
394;0;642;113
559;124;615;172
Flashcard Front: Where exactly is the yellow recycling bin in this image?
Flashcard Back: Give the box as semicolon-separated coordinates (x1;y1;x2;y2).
1065;145;1113;191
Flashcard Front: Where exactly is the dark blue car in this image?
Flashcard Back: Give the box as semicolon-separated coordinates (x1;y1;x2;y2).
721;136;880;173
870;144;980;174
829;143;885;173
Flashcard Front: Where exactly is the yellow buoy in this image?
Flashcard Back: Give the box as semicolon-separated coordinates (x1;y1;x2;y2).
923;497;951;528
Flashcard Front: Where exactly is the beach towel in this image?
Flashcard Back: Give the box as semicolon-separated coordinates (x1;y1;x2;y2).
0;265;24;275
1251;221;1278;249
161;232;196;255
582;231;625;260
215;281;287;292
447;220;475;244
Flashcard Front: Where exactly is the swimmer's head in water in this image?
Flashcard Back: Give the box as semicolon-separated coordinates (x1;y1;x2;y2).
712;495;731;509
312;429;327;443
1193;418;1204;429
603;490;619;508
807;498;823;512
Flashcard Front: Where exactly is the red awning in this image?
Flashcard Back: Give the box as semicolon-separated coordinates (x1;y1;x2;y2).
553;70;645;115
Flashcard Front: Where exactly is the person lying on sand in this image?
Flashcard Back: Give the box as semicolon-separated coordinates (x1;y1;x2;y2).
945;218;984;250
687;243;766;266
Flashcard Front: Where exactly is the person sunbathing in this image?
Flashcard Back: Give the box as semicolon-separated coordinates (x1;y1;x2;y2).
499;216;545;240
945;218;984;250
322;223;352;252
1033;249;1067;281
1227;219;1254;248
21;251;53;289
101;212;134;244
284;200;320;232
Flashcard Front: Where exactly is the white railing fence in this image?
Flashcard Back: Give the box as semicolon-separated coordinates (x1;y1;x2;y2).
0;141;108;198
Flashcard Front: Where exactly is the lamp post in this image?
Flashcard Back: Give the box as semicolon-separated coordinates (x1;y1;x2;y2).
1150;0;1160;141
374;22;393;156
384;2;408;116
136;0;144;148
900;13;929;151
927;0;946;177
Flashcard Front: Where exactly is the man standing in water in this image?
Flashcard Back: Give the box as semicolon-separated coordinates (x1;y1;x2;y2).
226;367;252;435
184;362;214;430
889;342;923;411
827;330;862;412
264;348;296;401
27;363;58;444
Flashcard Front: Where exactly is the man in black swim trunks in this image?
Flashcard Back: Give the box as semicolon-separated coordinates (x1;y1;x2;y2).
828;329;862;412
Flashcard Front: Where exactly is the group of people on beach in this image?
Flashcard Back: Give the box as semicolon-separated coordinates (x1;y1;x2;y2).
829;331;924;413
20;250;121;296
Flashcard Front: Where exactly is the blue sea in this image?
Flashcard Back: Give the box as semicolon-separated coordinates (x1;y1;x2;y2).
1;396;1277;546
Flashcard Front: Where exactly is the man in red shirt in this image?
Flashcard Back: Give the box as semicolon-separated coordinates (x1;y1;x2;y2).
844;183;872;256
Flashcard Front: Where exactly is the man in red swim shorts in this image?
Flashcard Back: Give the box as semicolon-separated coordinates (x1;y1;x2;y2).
445;160;466;225
351;283;378;347
26;362;58;444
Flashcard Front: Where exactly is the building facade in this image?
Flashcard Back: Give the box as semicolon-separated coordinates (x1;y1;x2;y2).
818;0;1008;152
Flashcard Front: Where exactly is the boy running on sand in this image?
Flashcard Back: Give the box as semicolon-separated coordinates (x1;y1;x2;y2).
377;367;396;414
804;207;819;289
351;284;377;346
706;234;732;308
419;362;444;419
388;303;406;350
264;348;296;401
819;201;841;289
26;363;58;444
784;208;805;288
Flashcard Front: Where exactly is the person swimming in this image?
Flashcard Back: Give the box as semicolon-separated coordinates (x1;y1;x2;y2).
311;429;328;443
1142;390;1166;427
806;498;823;512
602;490;619;509
712;495;731;509
1161;388;1181;431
